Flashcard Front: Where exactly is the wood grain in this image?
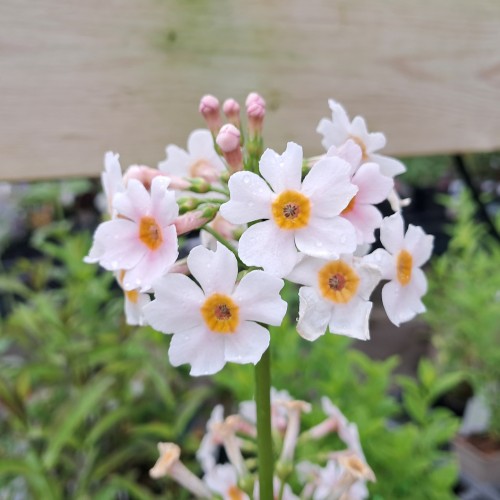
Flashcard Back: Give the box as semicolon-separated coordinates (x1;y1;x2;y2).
1;0;500;181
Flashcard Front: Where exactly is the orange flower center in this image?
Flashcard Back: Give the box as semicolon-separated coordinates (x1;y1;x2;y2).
125;289;139;304
271;190;311;230
228;485;245;500
139;216;163;250
397;249;413;286
318;260;360;303
201;293;239;334
341;195;356;215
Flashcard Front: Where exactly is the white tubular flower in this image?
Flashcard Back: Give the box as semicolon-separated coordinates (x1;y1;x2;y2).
367;212;434;326
150;442;211;498
116;270;150;326
204;464;250;500
305;397;349;440
197;404;225;473
85;177;179;292
317;99;406;178
278;400;312;463
101;151;124;216
220;142;357;277
287;254;381;341
143;243;287;376
312;460;344;500
159;129;226;183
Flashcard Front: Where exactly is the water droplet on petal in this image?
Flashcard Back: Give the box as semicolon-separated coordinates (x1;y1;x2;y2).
243;176;250;185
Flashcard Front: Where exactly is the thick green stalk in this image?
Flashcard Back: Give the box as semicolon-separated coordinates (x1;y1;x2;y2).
255;347;274;500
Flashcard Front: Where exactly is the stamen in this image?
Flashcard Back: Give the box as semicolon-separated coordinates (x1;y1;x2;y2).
397;249;413;286
139;216;163;251
271;190;311;230
318;261;359;303
329;273;346;291
201;293;239;334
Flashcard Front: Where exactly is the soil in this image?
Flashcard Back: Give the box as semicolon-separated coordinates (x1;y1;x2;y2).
466;433;500;455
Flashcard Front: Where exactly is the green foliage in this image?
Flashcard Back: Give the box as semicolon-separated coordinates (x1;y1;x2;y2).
0;225;212;499
426;192;500;437
399;156;451;188
216;309;460;500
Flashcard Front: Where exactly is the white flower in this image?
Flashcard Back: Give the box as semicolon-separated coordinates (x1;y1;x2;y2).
85;177;179;292
197;405;225;473
317;99;406;178
220;142;357;277
101;151;124;216
143;243;287;376
367;212;433;326
204;464;250;500
115;271;151;326
159;128;226;183
287;254;381;341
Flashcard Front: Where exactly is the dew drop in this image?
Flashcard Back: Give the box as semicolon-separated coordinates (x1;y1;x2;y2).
243;176;250;185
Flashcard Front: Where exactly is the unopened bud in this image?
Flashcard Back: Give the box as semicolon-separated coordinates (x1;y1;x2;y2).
216;124;243;172
246;92;266;139
174;210;211;235
199;94;222;135
188;177;211;193
223;98;241;128
275;460;294;481
123;165;163;191
177;197;201;214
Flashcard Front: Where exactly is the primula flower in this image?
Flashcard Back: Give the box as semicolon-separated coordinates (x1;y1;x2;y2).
220;142;358;277
204;463;250;500
317;99;406;178
287;254;381;341
143;243;287;376
85;176;179;292
197;404;225;473
116;271;150;326
159;128;225;183
367;212;433;326
101;151;124;216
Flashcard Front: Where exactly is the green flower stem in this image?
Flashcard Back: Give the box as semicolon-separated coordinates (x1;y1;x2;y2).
255;347;274;500
209;186;230;196
201;225;243;267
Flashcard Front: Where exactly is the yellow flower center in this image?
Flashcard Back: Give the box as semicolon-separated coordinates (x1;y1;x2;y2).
201;293;239;334
349;135;369;161
125;289;139;304
271;190;311;230
318;260;360;303
228;485;245;500
341;195;356;215
397;249;413;286
139;216;163;250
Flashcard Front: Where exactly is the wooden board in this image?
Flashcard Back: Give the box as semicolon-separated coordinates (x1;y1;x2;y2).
2;0;500;181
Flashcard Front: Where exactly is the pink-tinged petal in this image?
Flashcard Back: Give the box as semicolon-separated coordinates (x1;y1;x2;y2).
356;260;382;300
234;271;287;326
382;280;425;326
113;179;152;222
326;139;362;172
85;219;144;270
259;142;303;193
295;216;356;259
404;225;434;267
380;212;405;254
224;321;270;364
124;291;150;326
187;243;238;295
122;235;178;292
168;326;226;376
220;172;273;224
301;157;358;217
328;99;351;128
370;153;406;177
296;286;331;341
238;221;298;277
187;129;226;171
343;203;382;244
353;163;394;204
329;297;372;340
158;144;191;176
143;274;205;333
150;177;179;226
286;255;325;287
364;248;396;281
350;116;370;141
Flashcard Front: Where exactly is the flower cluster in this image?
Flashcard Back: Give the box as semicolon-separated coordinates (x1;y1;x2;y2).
150;391;375;499
86;93;433;370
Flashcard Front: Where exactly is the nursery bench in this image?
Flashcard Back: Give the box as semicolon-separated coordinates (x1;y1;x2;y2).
1;0;500;182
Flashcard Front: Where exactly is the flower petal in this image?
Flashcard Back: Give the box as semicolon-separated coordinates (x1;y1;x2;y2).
187;129;226;172
364;248;395;280
158;144;191;176
168;326;226;376
113;179;152;222
353;163;393;204
295;216;357;259
370;153;406;177
404;224;434;267
286;255;324;287
238;220;298;277
343;204;382;245
301;157;357;217
382;280;425;326
234;271;287;326
329;297;372;340
224;321;270;364
143;273;205;333
220;172;272;224
150;176;179;227
296;286;331;341
259;142;303;193
380;212;405;254
187;243;238;295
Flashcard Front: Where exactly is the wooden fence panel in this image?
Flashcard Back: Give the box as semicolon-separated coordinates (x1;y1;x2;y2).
1;0;500;181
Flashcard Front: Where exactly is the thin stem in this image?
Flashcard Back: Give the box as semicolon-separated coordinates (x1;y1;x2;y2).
255;348;274;500
209;186;230;196
201;225;244;267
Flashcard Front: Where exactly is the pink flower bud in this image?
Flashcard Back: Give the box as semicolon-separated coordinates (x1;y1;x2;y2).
199;94;222;135
245;92;266;108
216;124;243;172
123;165;164;191
223;98;241;127
174;210;211;235
246;92;266;138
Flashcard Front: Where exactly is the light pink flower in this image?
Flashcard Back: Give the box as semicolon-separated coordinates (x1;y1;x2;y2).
85;176;179;292
204;464;250;500
101;151;124;216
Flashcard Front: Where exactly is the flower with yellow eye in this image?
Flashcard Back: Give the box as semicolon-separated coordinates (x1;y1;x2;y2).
287;254;381;341
85;176;179;292
143;243;287;376
367;212;434;326
220;142;358;278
